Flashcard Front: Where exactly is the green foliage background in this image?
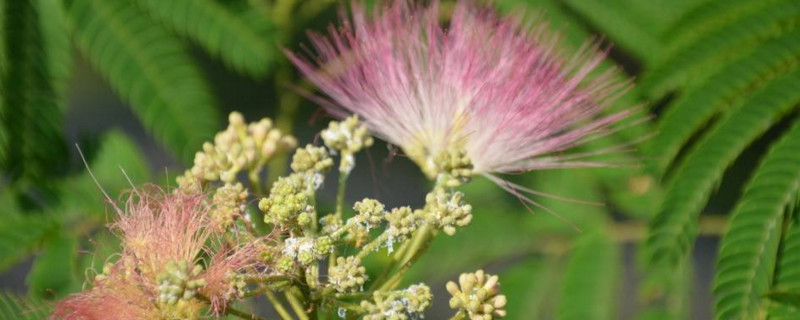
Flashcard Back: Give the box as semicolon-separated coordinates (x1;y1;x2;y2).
1;0;799;319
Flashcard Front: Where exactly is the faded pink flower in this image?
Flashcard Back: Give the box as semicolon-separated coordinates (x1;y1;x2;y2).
112;187;212;277
200;241;263;315
51;258;160;320
288;1;640;190
53;187;267;319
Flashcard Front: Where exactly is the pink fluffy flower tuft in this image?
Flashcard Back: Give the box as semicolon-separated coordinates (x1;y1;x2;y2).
51;259;159;320
53;187;269;318
112;186;212;277
288;1;641;183
200;241;264;315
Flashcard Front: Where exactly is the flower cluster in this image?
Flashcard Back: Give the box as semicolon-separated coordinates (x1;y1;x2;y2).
447;270;508;320
360;283;433;320
177;111;296;192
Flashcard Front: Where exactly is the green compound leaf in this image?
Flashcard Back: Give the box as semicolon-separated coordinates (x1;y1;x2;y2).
646;29;800;174
712;119;800;320
645;69;800;274
0;291;52;320
500;257;563;319
556;229;620;320
0;0;68;184
135;0;278;76
0;215;58;273
26;230;78;300
640;0;800;98
66;0;219;163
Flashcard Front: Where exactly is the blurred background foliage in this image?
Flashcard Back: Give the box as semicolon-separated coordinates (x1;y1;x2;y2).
0;0;799;319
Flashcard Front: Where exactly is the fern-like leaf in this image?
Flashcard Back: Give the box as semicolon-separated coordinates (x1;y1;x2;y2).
769;217;800;318
640;0;800;98
560;0;661;62
501;257;562;319
66;0;219;162
0;0;67;184
712;119;800;320
644;69;800;272
658;0;781;55
0;215;57;272
646;29;800;173
775;214;800;291
135;0;277;76
556;230;619;320
27;230;77;299
0;291;51;320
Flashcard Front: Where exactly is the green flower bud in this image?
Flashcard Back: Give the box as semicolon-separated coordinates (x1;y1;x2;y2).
210;183;248;229
156;260;206;308
446;270;506;320
386;206;420;243
353;198;386;227
291;144;333;174
434;149;473;187
425;189;473;236
328;256;367;293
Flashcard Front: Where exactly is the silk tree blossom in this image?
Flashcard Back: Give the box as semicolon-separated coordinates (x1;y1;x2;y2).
53;187;266;319
288;1;641;192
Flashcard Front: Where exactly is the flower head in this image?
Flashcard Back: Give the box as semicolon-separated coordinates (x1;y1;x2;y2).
54;187;268;319
288;1;638;182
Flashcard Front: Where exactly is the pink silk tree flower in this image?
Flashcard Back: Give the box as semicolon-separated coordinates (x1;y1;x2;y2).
287;1;641;195
53;187;266;319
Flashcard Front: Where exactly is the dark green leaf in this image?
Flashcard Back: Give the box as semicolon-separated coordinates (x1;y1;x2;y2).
66;0;220;163
712;118;800;320
645;69;800;273
136;0;278;76
27;230;78;299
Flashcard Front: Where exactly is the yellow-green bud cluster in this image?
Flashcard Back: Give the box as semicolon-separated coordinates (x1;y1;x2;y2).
435;149;473;187
291;144;333;174
425;189;473;236
353;198;386;228
259;175;311;225
156;260;206;306
321;116;374;174
211;183;248;228
224;273;248;301
345;222;371;247
316;236;333;255
178;112;297;188
319;214;342;235
361;291;406;320
385;206;421;243
282;237;328;267
446;270;507;320
276;255;296;273
404;284;432;313
360;284;433;320
328;256;367;293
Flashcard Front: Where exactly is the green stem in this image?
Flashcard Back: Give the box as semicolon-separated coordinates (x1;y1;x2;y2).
265;290;294;320
356;232;390;259
285;289;310;320
330;169;350;268
369;240;411;290
448;312;467;320
324;298;364;313
334;170;349;220
378;225;435;291
226;305;273;320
